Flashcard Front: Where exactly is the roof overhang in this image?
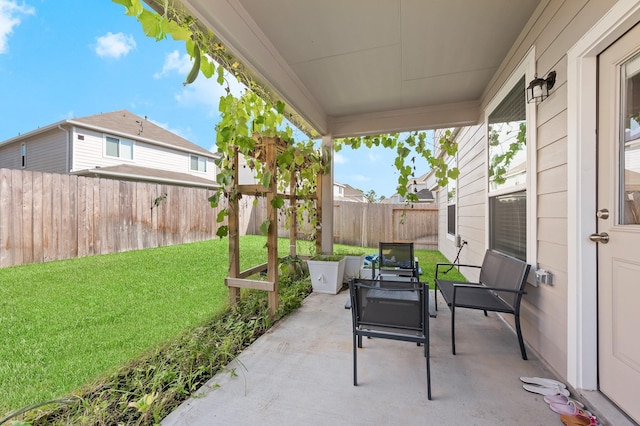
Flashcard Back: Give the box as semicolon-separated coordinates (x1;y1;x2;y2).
151;0;541;138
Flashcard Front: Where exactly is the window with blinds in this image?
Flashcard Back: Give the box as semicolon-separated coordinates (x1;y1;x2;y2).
490;191;526;260
488;77;527;261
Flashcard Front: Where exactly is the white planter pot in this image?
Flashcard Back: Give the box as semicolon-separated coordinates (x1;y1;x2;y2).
307;258;346;294
343;255;365;283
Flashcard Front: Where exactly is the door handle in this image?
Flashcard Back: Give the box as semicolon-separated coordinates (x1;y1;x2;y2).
589;232;609;244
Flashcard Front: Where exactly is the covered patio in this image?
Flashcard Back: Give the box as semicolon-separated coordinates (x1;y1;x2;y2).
140;0;640;423
163;290;601;425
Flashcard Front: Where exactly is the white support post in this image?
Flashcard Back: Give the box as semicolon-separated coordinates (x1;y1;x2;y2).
321;135;334;254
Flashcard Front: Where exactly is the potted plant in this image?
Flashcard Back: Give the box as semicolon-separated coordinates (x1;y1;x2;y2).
306;254;346;294
340;253;366;283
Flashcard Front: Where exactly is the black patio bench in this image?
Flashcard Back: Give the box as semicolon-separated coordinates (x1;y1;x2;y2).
434;249;531;360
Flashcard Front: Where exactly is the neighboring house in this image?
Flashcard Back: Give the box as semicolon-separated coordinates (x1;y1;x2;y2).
0;110;219;188
333;181;366;202
383;172;435;204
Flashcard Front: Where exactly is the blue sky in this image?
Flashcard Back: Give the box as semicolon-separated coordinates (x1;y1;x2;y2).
0;0;430;198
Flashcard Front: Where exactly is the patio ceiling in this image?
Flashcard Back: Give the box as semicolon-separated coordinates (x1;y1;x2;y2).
174;0;542;137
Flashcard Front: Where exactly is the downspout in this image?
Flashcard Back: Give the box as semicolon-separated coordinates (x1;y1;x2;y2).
57;125;71;172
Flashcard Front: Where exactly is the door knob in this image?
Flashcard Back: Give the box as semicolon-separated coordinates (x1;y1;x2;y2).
596;209;609;219
589;232;609;244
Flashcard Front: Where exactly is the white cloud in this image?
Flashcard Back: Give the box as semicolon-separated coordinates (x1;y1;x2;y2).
154;50;246;113
153;50;191;79
334;152;346;164
95;32;136;59
0;0;35;54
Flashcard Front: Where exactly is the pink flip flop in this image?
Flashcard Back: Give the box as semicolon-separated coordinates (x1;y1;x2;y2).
544;394;584;408
549;400;586;415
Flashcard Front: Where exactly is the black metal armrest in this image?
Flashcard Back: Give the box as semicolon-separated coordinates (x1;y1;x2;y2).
452;283;526;295
435;263;481;279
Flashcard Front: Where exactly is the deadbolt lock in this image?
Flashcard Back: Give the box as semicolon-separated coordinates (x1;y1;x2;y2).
596;209;609;219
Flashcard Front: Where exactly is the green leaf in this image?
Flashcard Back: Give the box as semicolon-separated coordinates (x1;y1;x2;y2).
260;220;271;235
216;209;228;223
216;225;229;238
260;171;272;187
139;9;163;39
217;65;225;85
208;192;220;208
276;100;285;114
271;196;285;209
167;20;192;42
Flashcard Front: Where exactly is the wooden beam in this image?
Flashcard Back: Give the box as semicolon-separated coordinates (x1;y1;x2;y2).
239;262;268;278
225;277;275;292
237;184;271;195
266;138;279;316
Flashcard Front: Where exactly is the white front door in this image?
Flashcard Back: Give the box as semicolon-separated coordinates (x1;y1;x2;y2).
597;23;640;424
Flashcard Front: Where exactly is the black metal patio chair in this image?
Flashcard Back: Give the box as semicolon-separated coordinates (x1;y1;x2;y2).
372;242;420;280
349;278;431;400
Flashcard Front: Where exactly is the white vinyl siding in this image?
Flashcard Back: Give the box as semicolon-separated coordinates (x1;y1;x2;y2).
0;128;68;173
72;128;216;181
437;0;618;380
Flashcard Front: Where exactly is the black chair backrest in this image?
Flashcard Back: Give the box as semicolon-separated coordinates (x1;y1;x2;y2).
379;242;415;269
350;278;425;331
479;250;530;310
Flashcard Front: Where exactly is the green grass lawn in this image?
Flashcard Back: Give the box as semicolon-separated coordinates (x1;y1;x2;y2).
0;237;463;416
0;235;289;414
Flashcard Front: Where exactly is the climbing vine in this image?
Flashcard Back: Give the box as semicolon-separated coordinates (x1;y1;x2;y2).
336;129;459;202
114;0;460;238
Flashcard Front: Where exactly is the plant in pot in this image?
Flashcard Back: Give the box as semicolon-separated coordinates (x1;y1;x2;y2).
334;250;367;284
306;254;346;294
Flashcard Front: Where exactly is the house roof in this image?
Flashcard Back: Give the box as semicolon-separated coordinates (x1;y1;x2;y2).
71;110;215;157
73;164;217;189
338;183;366;202
0;109;217;159
166;0;542;137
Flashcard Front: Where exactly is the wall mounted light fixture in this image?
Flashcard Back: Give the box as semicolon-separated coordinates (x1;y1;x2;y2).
526;71;556;104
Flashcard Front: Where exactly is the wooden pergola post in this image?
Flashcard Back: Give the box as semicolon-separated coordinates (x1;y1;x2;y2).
265;139;279;316
315;171;323;254
228;147;241;305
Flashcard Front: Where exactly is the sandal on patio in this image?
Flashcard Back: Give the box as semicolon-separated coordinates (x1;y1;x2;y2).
522;383;570;396
559;410;599;426
520;376;567;388
549;400;586;415
543;394;584;407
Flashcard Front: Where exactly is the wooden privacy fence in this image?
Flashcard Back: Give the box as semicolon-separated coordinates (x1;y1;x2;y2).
247;198;438;250
0;168;231;268
0;168;439;268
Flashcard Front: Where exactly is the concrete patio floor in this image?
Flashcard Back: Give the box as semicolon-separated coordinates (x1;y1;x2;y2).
162;290;610;425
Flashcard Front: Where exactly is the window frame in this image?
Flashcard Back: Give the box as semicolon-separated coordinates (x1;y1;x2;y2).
447;155;457;237
190;155;207;173
104;135;134;161
21;143;26;168
483;47;537;268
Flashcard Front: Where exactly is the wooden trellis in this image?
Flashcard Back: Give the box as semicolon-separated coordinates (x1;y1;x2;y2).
224;135;322;316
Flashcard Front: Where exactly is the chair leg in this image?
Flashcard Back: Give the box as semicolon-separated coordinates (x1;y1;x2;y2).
353;332;358;385
483;310;488;316
451;305;456;355
434;285;438;312
515;314;528;360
